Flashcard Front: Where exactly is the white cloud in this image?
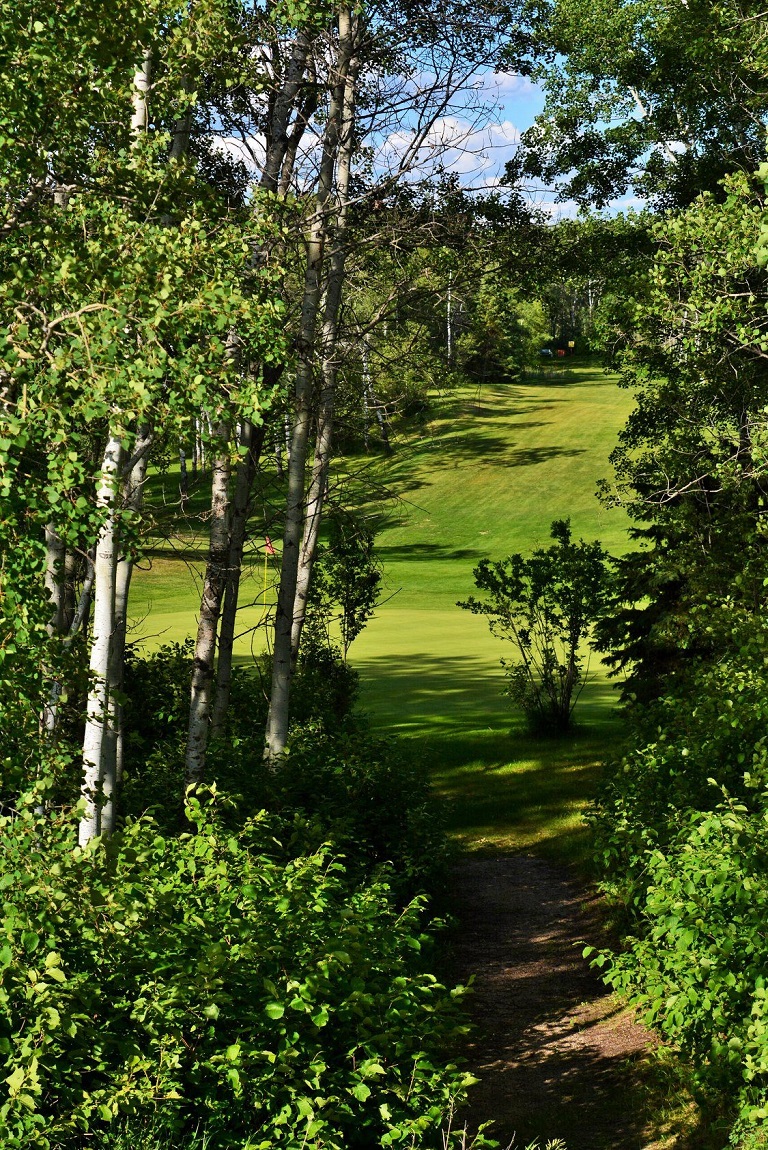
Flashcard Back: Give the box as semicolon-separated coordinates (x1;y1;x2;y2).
472;70;537;100
532;191;646;222
376;115;521;187
211;134;265;171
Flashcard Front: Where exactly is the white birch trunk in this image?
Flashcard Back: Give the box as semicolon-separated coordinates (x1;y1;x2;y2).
265;8;358;762
79;432;123;846
362;340;370;450
290;35;359;667
131;49;152;135
79;54;152;845
101;430;151;836
179;443;189;509
210;420;265;735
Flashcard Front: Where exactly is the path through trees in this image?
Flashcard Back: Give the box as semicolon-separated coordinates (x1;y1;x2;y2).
451;856;655;1149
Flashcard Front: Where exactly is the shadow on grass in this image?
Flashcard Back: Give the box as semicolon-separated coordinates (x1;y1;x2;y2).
354;651;623;866
374;543;486;561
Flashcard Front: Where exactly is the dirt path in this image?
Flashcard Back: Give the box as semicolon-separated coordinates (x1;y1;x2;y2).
451;855;658;1150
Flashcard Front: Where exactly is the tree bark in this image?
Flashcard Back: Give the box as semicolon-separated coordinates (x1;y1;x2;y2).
79;52;153;844
101;428;152;835
79;432;123;846
185;417;232;784
264;8;358;763
289;35;359;667
44;526;66;636
209;419;266;735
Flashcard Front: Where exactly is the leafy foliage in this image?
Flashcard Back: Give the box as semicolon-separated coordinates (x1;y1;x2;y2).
120;641;449;899
307;516;383;657
513;0;768;209
590;165;768;1142
0;793;473;1148
459;520;609;732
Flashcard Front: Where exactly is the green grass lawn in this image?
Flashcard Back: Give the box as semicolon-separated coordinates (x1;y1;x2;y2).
132;359;635;863
349;361;634;862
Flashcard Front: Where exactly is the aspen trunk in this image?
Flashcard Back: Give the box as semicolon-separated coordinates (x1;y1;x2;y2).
101;430;151;835
362;340;370;450
374;397;392;454
79;432;123;846
265;8;358;762
62;549;78;633
44;526;66;636
185;418;232;784
179;443;189;509
289;37;358;666
210;419;266;735
274;430;284;478
41;526;66;740
78;53;154;844
261;29;313;193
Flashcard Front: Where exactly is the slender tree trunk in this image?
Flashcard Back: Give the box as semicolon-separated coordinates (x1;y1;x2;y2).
45;526;66;636
79;52;153;844
41;526;67;741
362;339;370;450
261;29;312;193
79;432;124;846
62;549;78;633
274;430;284;478
185;418;232;784
290;39;359;667
210;419;266;735
447;272;453;363
179;443;189;509
100;429;151;835
265;8;358;762
374;396;392;454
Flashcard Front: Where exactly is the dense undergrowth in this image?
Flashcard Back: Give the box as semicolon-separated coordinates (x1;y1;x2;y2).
0;642;484;1149
591;607;768;1146
588;170;768;1148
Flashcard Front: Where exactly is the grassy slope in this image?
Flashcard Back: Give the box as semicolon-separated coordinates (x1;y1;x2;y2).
132;359;634;862
350;361;634;862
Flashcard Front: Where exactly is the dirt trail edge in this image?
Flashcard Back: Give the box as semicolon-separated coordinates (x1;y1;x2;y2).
451;855;656;1150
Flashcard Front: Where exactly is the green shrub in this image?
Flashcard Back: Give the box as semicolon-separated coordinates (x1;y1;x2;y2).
591;613;768;1139
0;792;473;1149
591;782;768;1139
271;721;452;900
121;645;447;900
459;520;609;733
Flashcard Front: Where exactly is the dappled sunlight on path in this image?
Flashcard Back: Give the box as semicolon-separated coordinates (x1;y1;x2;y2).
450;856;655;1150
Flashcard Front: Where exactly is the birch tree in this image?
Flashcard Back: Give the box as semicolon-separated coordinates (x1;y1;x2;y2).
0;0;286;830
262;0;519;762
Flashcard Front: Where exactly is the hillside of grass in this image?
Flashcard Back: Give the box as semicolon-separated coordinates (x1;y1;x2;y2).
131;359;634;859
349;362;635;859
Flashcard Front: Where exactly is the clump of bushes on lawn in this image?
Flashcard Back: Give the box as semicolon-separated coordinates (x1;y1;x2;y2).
121;640;450;900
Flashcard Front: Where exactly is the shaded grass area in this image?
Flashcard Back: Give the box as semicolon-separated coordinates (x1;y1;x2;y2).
131;360;634;864
343;362;634;863
354;636;623;868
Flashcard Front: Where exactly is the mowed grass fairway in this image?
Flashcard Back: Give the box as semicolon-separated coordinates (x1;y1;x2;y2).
132;361;635;861
351;361;634;861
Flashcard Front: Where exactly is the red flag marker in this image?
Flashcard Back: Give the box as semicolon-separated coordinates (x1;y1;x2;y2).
264;536;277;556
